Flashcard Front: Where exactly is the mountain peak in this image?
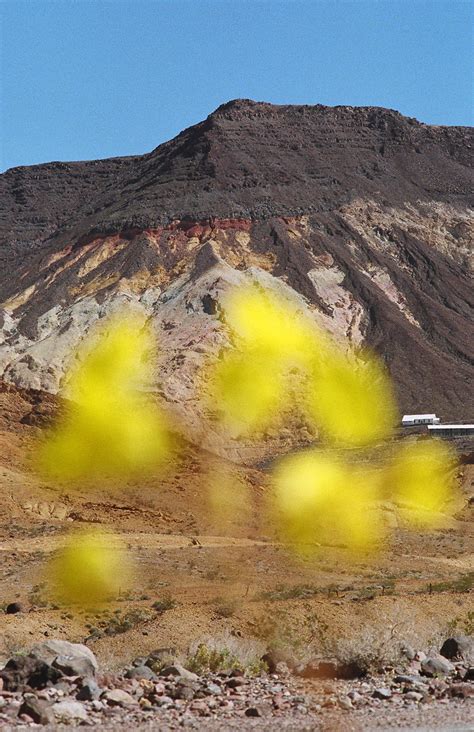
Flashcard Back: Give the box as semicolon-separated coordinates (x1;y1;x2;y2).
208;98;411;123
1;100;472;249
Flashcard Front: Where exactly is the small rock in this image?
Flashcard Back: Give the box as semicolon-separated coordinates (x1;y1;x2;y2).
204;682;222;695
372;688;392;700
0;655;63;691
219;699;234;710
18;696;54;725
76;678;101;701
125;665;157;681
5;602;24;615
188;699;209;715
225;676;246;689
245;706;262;717
155;694;173;706
404;691;423;702
52;700;88;722
394;674;424;685
18;714;34;724
429;678;449;695
159;664;198;682
173;682;196;701
448;682;474;699
102;688;138;707
338;696;353;710
421;655;455;677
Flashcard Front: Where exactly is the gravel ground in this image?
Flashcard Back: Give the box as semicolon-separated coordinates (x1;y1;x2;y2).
0;639;472;730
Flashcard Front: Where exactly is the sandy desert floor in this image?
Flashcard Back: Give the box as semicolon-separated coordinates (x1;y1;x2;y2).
0;384;473;729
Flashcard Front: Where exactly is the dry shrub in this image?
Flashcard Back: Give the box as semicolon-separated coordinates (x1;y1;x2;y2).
254;603;438;672
185;632;267;675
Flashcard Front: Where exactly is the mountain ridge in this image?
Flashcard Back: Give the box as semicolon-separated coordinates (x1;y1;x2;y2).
1;100;472;249
0;100;472;454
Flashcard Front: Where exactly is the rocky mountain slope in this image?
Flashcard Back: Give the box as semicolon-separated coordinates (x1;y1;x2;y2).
0;100;473;457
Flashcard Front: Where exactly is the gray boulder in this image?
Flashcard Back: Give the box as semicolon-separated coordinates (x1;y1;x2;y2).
31;640;98;673
52;700;88;722
440;636;474;664
160;663;199;682
102;688;138;706
0;655;62;691
421;655;454;677
125;665;157;681
53;654;96;678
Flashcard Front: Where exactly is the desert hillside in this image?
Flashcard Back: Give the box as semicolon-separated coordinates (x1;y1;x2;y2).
0;100;473;439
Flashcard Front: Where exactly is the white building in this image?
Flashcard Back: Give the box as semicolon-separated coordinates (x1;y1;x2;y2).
402;414;440;427
428;424;474;438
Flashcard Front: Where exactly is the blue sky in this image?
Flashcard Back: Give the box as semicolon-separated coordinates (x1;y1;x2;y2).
1;0;472;171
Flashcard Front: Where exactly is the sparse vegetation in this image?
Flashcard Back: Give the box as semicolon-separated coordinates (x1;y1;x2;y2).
213;598;238;618
152;597;177;613
446;610;474;637
186;635;267;676
426;572;474;594
84;596;177;637
254;602;423;673
324;625;405;673
259;580;396;602
254;604;326;664
28;582;51;608
259;583;320;601
91;607;155;636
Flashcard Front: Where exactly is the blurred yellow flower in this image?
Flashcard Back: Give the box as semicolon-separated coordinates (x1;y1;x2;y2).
208;284;460;557
210;350;285;434
223;285;323;363
386;439;459;528
38;314;170;480
307;349;397;447
273;451;384;554
48;529;132;607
